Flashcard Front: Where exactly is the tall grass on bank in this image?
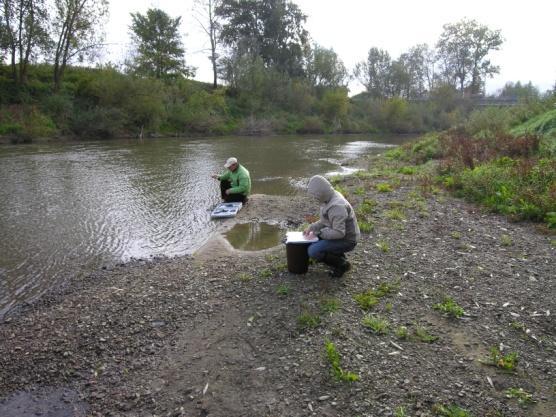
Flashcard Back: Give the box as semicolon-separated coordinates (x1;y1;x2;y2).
387;105;556;228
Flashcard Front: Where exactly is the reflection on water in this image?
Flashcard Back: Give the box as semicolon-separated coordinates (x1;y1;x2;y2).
225;222;282;251
0;133;416;315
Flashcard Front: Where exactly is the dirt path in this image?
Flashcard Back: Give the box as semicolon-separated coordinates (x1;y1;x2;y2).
0;169;554;417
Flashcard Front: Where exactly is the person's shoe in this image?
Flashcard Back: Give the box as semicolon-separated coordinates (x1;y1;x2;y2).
323;253;350;278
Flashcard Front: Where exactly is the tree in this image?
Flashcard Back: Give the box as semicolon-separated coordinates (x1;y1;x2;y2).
498;81;539;101
216;0;308;76
129;8;193;79
51;0;109;91
193;0;221;88
436;18;503;97
0;0;50;85
305;44;348;91
354;47;391;98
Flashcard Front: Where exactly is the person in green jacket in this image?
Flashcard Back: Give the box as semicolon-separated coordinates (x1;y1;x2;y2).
211;157;251;203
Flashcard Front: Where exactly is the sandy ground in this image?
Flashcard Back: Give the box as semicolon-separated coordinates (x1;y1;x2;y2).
0;163;555;417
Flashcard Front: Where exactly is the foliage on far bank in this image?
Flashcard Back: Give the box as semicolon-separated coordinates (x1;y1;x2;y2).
385;96;556;228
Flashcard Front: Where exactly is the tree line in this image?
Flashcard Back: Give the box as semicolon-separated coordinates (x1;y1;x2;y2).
0;0;553;140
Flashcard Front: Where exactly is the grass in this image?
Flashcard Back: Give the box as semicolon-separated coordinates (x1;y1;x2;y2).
276;284;290;296
297;312;321;330
500;234;513;246
451;231;462;239
376;240;390;252
354;186;366;196
324;341;359;382
385;208;406;221
237;272;253;282
505;387;535;406
396;326;409;339
359;220;374;233
486;347;519;371
354;292;379;310
398;166;416;175
413;325;438;343
394;406;407;417
376;183;393;192
259;268;272;278
320;297;341;313
357;198;377;215
362;315;389;334
432;404;472;417
433;297;465;318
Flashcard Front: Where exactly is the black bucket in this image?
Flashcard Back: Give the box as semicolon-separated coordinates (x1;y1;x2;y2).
286;242;310;274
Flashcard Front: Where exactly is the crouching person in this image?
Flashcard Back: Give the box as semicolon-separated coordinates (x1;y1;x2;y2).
303;175;360;277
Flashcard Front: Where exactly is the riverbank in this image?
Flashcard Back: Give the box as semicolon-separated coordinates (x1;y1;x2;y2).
1;158;555;417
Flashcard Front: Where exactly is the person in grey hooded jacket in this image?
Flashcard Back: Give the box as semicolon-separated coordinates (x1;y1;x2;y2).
303;175;360;277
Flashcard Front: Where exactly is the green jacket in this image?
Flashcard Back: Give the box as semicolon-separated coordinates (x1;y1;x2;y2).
219;164;251;196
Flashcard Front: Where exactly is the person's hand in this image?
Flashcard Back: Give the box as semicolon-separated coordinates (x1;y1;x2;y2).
304;230;317;240
225;189;231;195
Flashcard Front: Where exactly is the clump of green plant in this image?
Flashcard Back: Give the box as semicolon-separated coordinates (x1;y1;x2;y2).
394;406;407;417
376;240;390;252
433;297;465;318
362;315;390;334
432;403;472;417
376;183;393;192
510;321;526;331
259;268;272;278
451;231;462;239
354;292;379;310
359;220;374;233
486;347;519;371
546;212;556;228
324;341;359;382
354;186;366;196
321;297;341;313
374;281;400;297
329;175;343;185
265;254;278;262
396;325;409;339
297;312;321;329
334;184;348;196
385;207;406;221
385;302;393;312
500;234;513;246
505;387;535;406
414;325;438;343
398;166;416;175
276;284;290;296
551;239;556;247
238;272;253;282
357;198;377;215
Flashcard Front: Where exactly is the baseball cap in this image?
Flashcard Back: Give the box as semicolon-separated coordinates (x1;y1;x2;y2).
224;157;238;168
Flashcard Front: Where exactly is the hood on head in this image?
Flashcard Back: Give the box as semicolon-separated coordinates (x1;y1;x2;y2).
307;175;335;203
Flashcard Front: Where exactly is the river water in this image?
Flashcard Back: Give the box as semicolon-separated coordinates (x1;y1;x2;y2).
0;134;414;316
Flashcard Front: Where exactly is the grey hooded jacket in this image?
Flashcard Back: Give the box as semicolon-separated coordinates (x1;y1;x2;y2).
307;175;360;242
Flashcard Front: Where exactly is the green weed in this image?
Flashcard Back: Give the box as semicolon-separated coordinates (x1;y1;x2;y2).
354;187;366;196
551;239;556;247
451;231;462;239
276;284;290;296
487;347;519;371
396;326;409;339
433;297;465;318
362;315;390;334
385;207;406;221
321;297;341;313
432;403;472;417
324;340;360;382
413;325;438;343
376;183;393;192
505;387;535;406
354;292;379;310
259;268;272;278
394;406;407;417
238;272;253;282
359;220;374;233
297;312;321;330
376;240;390;252
357;199;377;215
398;166;416;175
500;234;513;246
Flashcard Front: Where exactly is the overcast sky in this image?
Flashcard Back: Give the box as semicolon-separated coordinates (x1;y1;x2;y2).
104;0;556;95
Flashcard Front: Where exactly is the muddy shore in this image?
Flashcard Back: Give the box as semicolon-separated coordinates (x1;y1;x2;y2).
1;159;555;417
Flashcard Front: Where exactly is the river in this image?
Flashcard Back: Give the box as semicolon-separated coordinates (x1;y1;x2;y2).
0;134;415;316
